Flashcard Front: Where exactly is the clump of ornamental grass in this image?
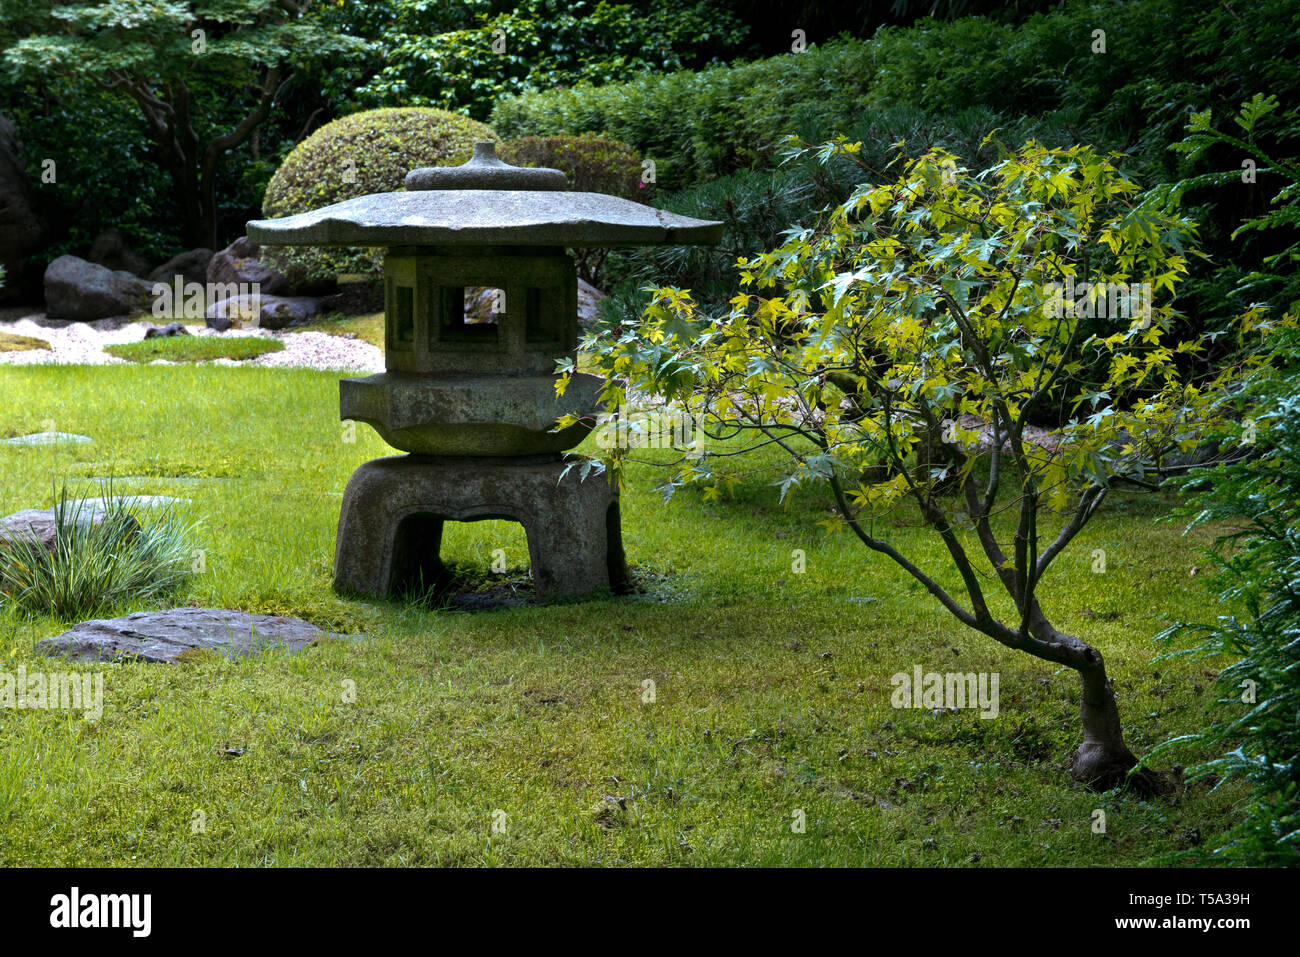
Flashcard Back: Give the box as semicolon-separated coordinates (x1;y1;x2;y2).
0;487;200;619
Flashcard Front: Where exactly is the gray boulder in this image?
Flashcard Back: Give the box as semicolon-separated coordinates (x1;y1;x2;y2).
0;502;125;551
87;227;150;277
578;278;605;328
143;321;190;338
44;254;153;321
258;294;321;329
207;236;289;295
206;293;319;331
36;608;339;664
464;286;502;324
147;248;214;286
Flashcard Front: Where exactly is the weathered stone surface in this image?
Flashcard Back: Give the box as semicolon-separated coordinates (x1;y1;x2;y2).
577;278;604;328
87;227;150;277
144;321;190;338
4;431;93;446
248;188;725;248
0;114;44;302
334;454;626;602
147;248;214;286
382;249;577;377
44;255;153;321
405;141;567;191
0;503;114;551
257;295;320;329
36;608;335;664
64;495;187;511
205;293;319;330
341;372;604;455
207;236;289;295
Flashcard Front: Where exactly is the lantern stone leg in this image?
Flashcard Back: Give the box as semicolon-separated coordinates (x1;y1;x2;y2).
333;454;627;601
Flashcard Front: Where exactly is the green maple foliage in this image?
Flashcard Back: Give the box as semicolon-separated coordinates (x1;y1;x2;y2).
563;138;1284;787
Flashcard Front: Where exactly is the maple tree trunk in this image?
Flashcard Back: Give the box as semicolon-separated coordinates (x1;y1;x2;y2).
1022;609;1162;792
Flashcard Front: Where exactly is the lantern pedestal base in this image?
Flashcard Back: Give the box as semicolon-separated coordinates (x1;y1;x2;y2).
334;454;626;602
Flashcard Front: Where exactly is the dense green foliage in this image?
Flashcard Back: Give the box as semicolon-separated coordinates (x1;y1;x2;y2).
494;37;877;191
1152;321;1300;865
504;0;1300;347
498;0;1300;191
1;0;363;249
602;106;1080;313
501;134;642;198
325;0;748;121
261;108;499;282
501;133;644;284
2;84;200;262
1147;100;1300;864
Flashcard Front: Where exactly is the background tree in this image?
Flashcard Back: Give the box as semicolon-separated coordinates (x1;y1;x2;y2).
329;0;750;121
2;0;362;249
566;139;1257;789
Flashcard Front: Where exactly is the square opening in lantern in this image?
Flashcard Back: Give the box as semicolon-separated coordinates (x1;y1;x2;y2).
438;285;502;344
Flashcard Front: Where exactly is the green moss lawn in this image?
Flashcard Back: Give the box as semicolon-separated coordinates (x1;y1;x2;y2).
0;363;1243;865
104;335;285;364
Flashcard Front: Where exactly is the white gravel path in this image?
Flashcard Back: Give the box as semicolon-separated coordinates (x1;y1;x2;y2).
0;314;384;373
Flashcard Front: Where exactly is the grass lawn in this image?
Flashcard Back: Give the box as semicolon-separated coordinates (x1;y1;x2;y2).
306;311;385;348
105;335;285;364
0;363;1245;866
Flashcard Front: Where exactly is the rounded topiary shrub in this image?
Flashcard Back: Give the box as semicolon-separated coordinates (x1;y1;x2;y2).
499;134;644;286
500;134;644;200
261;108;502;283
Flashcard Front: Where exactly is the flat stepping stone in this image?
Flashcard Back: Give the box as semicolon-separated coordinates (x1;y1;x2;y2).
36;608;342;664
65;495;188;511
4;431;93;446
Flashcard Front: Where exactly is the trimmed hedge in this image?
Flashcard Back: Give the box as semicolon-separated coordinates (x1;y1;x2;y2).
500;134;643;199
261;108;500;282
492;0;1300;194
506;0;1300;344
492;39;876;191
499;134;644;285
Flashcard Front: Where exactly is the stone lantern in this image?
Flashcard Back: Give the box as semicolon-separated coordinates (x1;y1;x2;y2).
246;142;722;601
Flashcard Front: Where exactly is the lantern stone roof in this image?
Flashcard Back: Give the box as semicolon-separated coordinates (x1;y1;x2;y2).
246;141;723;248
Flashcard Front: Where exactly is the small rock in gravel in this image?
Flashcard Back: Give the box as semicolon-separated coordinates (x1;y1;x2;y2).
143;322;190;338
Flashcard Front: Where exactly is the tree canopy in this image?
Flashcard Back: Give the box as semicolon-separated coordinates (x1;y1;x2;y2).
2;0;363;247
565;138;1276;787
